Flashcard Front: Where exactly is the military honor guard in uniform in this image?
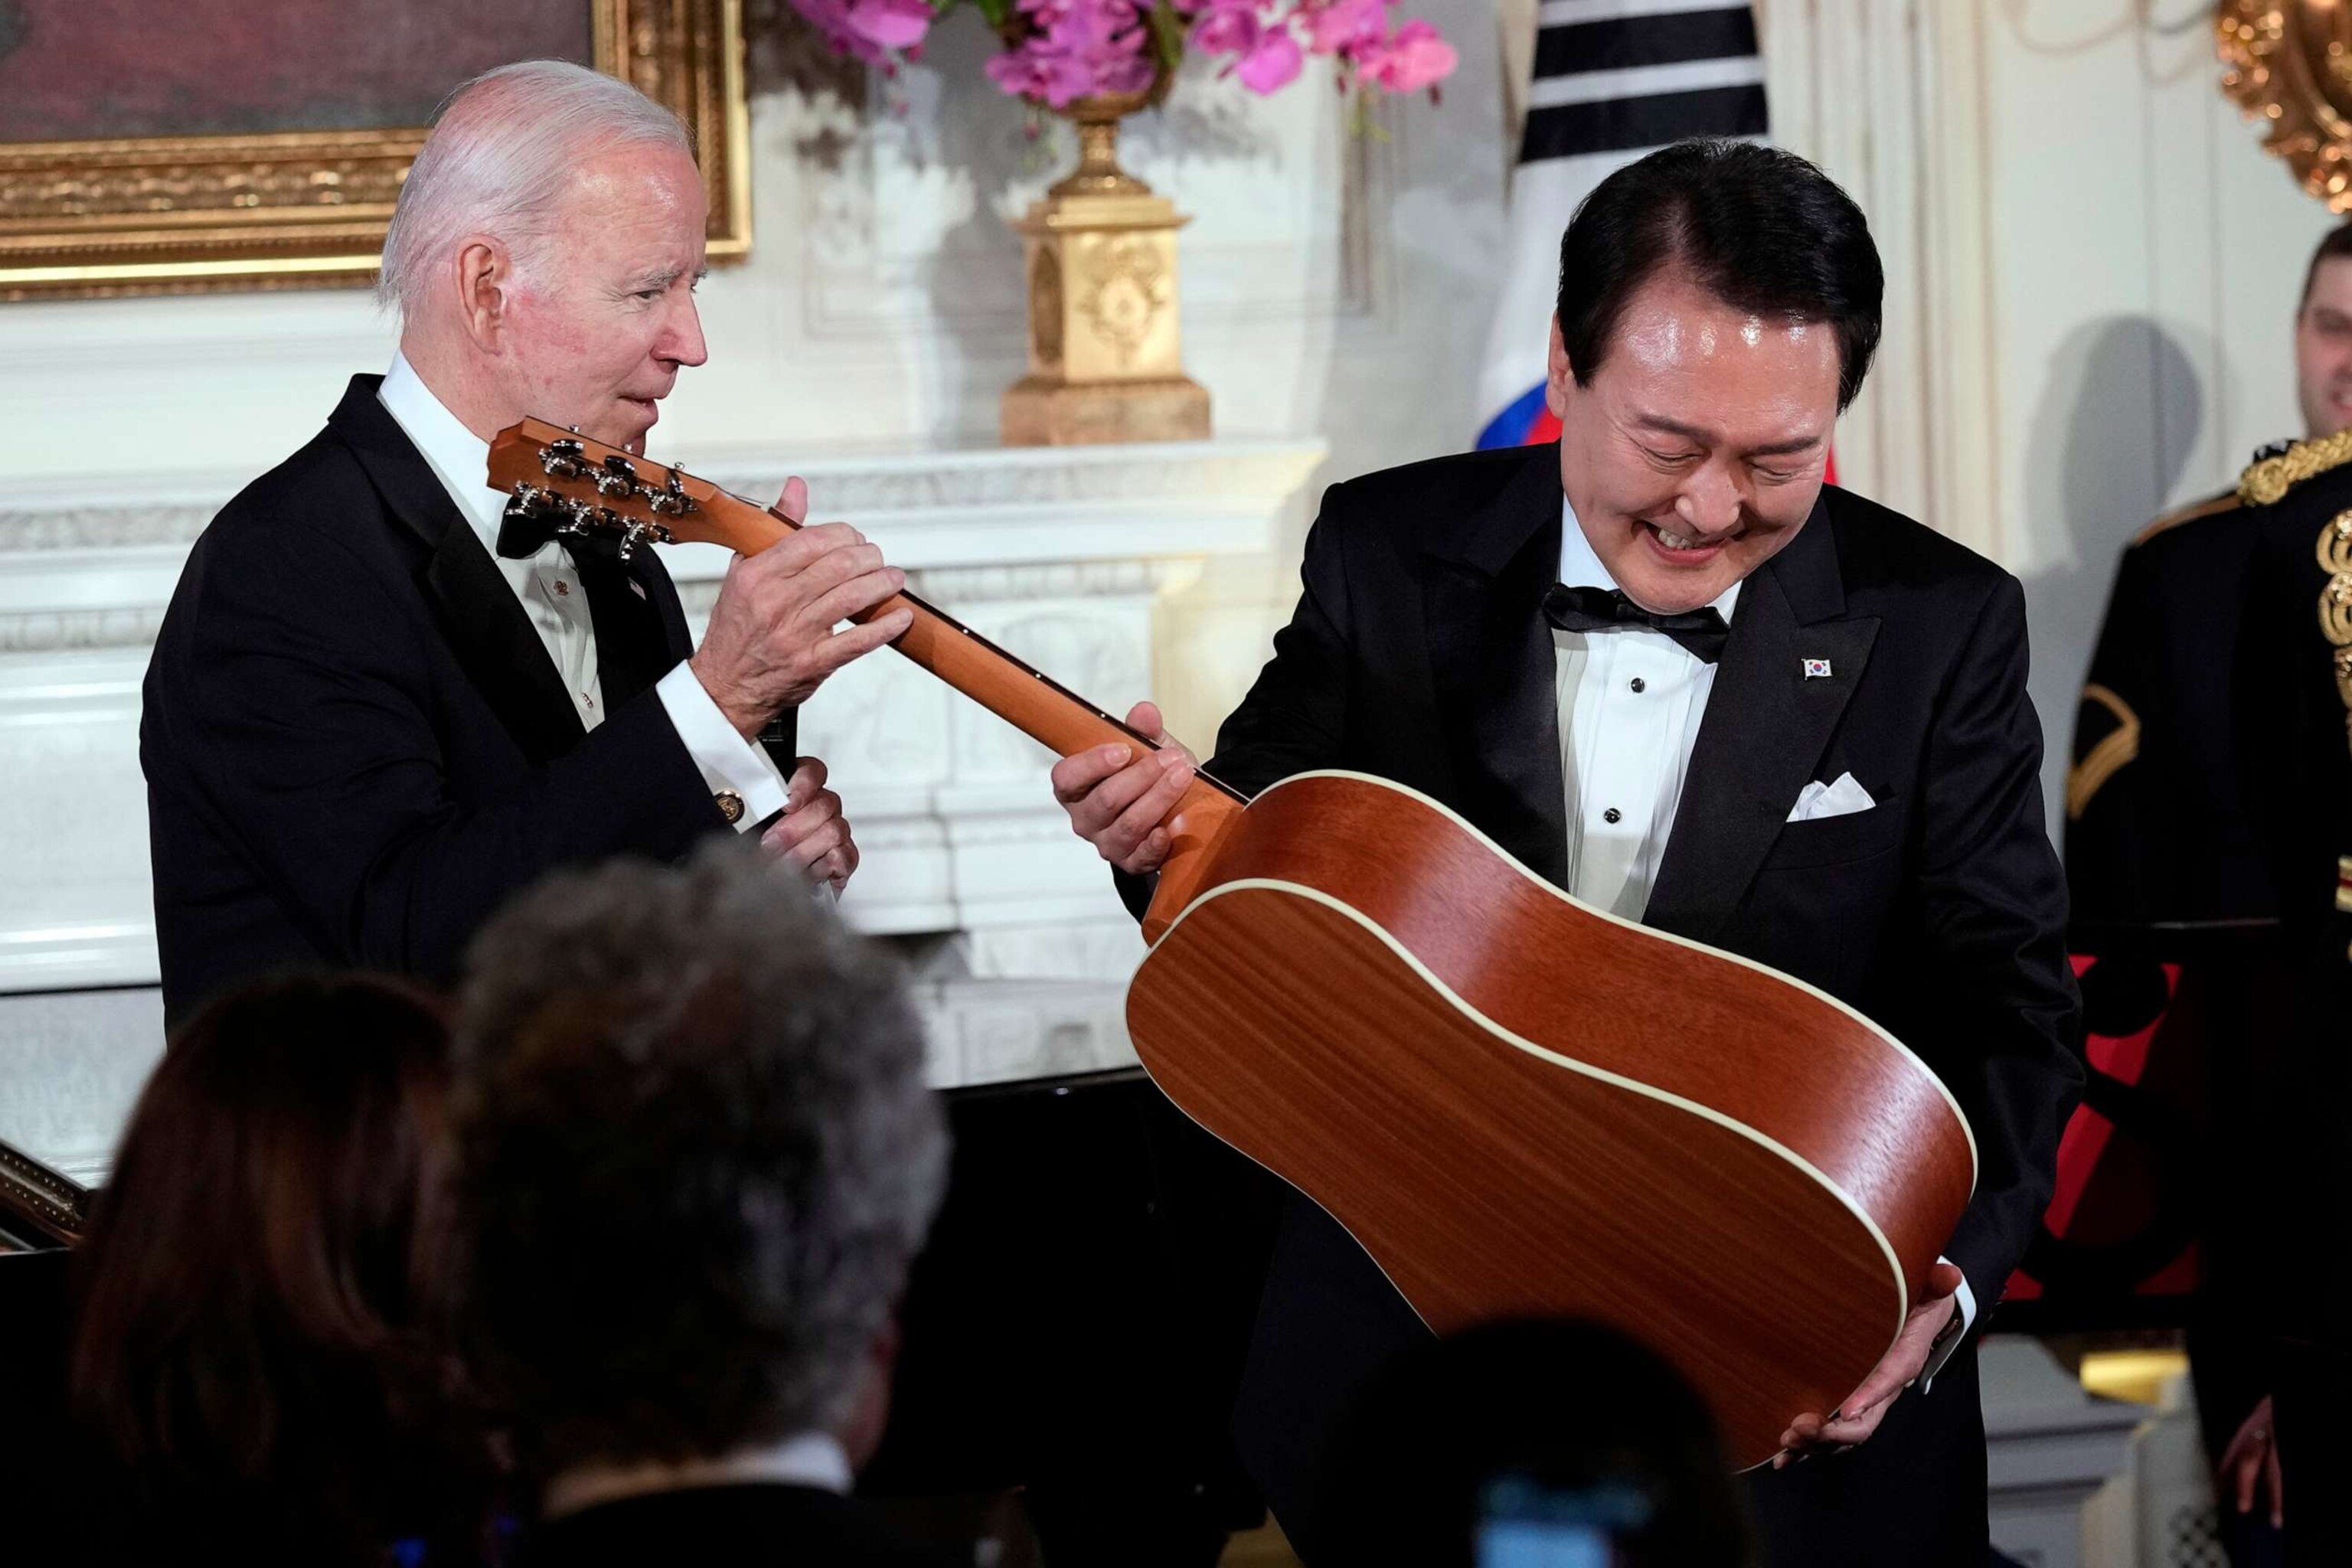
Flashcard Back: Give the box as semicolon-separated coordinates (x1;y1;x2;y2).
2066;223;2352;1560
2223;426;2352;1567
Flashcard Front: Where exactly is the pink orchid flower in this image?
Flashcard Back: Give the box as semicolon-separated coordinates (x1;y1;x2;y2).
1235;28;1305;93
845;0;934;50
1190;2;1263;59
807;0;1455;108
988;0;1157;106
1357;18;1455;93
1305;0;1384;57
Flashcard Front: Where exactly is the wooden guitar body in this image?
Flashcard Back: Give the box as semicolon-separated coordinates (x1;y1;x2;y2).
1126;770;1978;1468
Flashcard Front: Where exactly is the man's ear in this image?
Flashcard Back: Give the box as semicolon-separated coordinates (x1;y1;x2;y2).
1546;313;1573;418
834;1317;904;1472
454;239;511;352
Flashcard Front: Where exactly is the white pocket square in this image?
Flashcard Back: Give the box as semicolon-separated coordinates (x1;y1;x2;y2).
1787;772;1876;823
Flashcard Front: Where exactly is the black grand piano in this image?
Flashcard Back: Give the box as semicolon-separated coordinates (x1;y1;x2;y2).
0;1137;87;1544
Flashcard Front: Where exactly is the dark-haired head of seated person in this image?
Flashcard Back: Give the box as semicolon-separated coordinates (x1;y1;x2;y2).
449;844;952;1567
65;974;495;1566
1312;1318;1749;1567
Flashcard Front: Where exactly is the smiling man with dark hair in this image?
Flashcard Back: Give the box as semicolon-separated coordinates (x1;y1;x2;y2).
1049;139;2082;1566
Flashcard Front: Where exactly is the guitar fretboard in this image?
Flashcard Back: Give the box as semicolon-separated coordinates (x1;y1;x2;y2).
893;584;1249;805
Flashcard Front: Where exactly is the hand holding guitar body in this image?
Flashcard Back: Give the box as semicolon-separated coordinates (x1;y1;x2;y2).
1775;1260;1963;1462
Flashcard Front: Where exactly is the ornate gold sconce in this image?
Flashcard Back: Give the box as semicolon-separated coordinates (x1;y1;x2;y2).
2220;1;2352;211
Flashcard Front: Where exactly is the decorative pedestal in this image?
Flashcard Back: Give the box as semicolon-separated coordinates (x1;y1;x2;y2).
1978;1334;2148;1567
1001;103;1211;446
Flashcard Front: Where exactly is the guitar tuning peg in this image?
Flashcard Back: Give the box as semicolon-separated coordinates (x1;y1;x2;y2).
651;467;694;517
595;453;640;498
540;439;589;479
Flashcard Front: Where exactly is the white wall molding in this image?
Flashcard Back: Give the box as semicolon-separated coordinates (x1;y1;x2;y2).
0;442;1325;651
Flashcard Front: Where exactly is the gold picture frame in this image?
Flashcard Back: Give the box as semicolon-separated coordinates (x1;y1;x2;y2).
0;0;750;302
2220;0;2352;213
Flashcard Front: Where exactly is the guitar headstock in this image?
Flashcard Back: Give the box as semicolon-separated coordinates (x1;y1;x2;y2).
485;417;787;560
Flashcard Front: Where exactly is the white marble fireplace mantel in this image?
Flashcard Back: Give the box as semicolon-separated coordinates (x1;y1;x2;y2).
0;436;1327;1126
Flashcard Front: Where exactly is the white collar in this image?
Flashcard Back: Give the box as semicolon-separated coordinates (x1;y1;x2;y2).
1558;495;1743;622
377;351;511;553
541;1430;854;1520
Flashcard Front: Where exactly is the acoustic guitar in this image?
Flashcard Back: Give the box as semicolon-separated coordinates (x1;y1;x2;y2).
487;420;1977;1465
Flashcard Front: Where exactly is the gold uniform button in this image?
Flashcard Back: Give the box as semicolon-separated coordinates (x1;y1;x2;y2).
714;790;746;825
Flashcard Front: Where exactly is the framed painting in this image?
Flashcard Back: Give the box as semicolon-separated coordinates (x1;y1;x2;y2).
0;0;749;301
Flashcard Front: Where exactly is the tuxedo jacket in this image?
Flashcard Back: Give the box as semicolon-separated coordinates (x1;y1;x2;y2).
1174;443;2084;1563
515;1484;956;1568
143;375;737;1022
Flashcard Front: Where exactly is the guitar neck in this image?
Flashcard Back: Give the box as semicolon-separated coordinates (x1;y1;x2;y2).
492;426;1240;798
891;583;1200;769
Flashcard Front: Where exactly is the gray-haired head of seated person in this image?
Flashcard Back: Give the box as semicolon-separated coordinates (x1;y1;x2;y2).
448;841;948;1478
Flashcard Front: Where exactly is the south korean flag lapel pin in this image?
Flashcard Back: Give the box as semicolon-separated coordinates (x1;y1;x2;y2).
1802;658;1834;680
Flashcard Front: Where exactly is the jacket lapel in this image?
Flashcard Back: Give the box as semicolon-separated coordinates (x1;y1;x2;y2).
327;376;588;766
1422;446;1572;889
1645;497;1880;943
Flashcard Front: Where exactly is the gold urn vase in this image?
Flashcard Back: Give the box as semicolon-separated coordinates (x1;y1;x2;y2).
1001;95;1213;446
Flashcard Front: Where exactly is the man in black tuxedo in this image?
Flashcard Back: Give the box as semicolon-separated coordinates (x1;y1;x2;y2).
1050;140;2082;1565
142;60;910;1024
450;845;953;1568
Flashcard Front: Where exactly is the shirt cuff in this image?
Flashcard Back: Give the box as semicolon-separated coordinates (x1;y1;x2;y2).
1918;1258;1975;1392
654;662;789;834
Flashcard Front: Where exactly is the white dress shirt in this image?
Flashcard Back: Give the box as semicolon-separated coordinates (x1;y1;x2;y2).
1552;500;1740;921
377;354;787;829
1550;499;1975;1379
541;1430;852;1519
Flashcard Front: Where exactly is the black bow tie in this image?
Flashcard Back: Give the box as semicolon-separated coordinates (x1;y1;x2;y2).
1544;583;1731;664
498;502;594;564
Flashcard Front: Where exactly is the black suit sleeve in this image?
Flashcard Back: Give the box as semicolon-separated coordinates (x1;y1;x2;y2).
155;512;724;984
1913;575;2086;1314
1112;484;1359;920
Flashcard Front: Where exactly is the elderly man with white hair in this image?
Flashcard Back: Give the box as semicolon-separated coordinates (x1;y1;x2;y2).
142;60;909;1023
